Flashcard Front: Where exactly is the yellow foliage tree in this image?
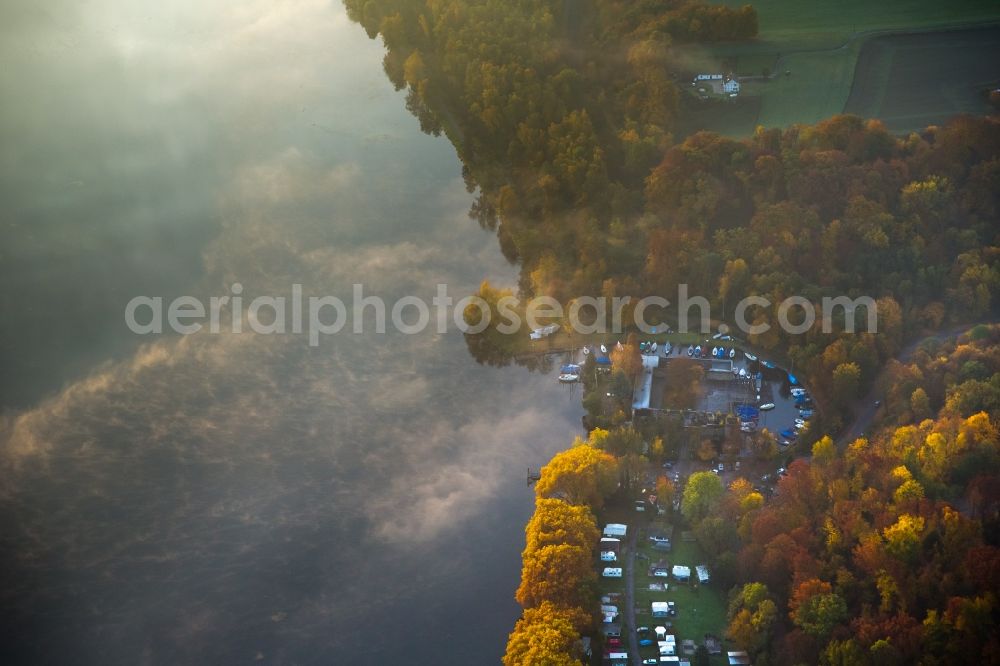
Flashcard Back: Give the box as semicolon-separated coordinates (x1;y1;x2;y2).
503;601;586;666
534;440;618;508
515;543;594;609
812;435;836;463
883;514;926;562
611;335;642;381
524;498;599;554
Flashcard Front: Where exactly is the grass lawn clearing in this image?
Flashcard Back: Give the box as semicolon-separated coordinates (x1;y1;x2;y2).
632;521;729;664
672;0;1000;137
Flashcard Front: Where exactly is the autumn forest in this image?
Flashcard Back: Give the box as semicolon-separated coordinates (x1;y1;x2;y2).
345;0;1000;664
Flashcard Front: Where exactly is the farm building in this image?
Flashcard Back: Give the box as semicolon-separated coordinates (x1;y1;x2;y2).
692;73;741;97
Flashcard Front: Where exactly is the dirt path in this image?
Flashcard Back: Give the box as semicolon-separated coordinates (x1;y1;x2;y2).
624;525;641;665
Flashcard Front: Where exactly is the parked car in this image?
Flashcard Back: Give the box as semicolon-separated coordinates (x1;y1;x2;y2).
662;461;673;469
799;409;814;418
759;402;776;410
717;463;724;473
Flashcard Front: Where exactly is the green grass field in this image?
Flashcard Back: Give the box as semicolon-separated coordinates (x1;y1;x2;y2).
673;0;1000;137
725;0;1000;42
632;522;729;664
845;28;1000;132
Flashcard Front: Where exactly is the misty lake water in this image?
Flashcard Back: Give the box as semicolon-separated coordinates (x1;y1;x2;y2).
0;2;583;663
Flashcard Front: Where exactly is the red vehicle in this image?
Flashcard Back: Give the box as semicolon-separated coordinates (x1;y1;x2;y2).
607;637;622;648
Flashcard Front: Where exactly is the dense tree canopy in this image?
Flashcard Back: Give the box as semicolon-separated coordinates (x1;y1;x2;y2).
681;470;724;522
503;601;590;666
722;330;1000;663
534;432;618;508
345;5;1000;665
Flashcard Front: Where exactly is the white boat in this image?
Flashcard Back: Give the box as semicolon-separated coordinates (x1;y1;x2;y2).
694;345;702;356
529;324;559;340
729;348;736;359
739;368;747;378
582;346;590;355
711;346;718;357
558;373;579;383
744;352;758;362
650;342;657;352
687;346;694;357
600;344;608;354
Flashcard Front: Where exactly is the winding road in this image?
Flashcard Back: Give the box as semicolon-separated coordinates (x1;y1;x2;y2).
837;322;994;446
